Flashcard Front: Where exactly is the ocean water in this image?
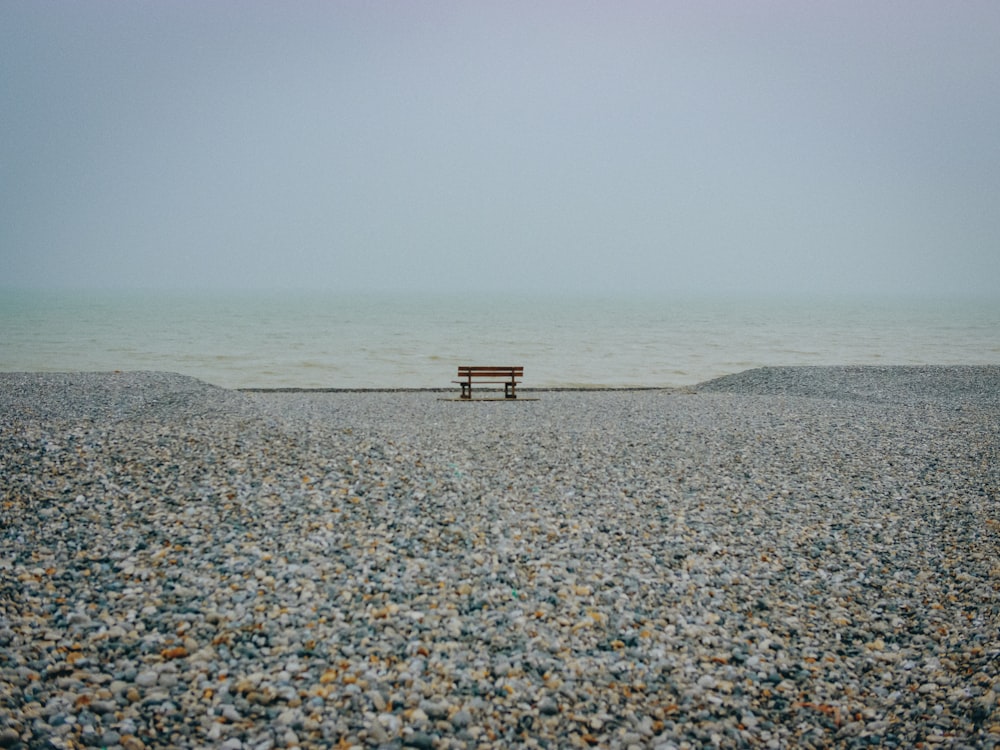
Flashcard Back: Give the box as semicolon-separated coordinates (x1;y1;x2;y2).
1;289;998;389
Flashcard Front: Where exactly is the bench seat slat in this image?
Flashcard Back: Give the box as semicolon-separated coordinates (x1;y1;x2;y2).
452;380;521;385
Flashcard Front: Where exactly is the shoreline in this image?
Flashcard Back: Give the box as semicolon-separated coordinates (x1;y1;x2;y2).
4;362;1000;402
2;367;998;748
237;386;681;393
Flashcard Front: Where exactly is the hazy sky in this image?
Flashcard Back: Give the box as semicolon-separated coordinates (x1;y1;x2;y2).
2;1;998;297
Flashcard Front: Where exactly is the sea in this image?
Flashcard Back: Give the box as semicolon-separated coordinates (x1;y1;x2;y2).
1;289;998;390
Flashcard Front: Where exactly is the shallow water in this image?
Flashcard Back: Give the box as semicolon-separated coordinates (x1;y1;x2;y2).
2;289;997;389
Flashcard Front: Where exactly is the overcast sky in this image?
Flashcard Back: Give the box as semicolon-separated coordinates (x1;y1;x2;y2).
2;1;998;297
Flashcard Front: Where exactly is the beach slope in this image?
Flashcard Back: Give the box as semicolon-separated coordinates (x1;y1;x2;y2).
1;367;997;748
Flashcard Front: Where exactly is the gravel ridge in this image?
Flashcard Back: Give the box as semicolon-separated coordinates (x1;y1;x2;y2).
1;368;998;749
695;365;1000;407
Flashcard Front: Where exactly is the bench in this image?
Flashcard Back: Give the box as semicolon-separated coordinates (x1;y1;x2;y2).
453;366;523;400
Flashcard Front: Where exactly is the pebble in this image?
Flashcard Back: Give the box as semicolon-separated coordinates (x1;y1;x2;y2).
1;368;998;749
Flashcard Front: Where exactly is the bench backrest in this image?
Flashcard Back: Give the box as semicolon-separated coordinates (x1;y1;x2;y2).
457;366;523;379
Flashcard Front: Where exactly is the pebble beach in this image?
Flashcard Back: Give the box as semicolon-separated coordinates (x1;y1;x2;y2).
1;367;998;750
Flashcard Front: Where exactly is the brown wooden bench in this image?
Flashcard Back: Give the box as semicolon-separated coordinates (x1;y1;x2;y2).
453;366;523;400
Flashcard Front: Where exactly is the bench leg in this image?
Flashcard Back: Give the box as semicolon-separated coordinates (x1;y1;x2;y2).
505;382;516;399
461;382;471;400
